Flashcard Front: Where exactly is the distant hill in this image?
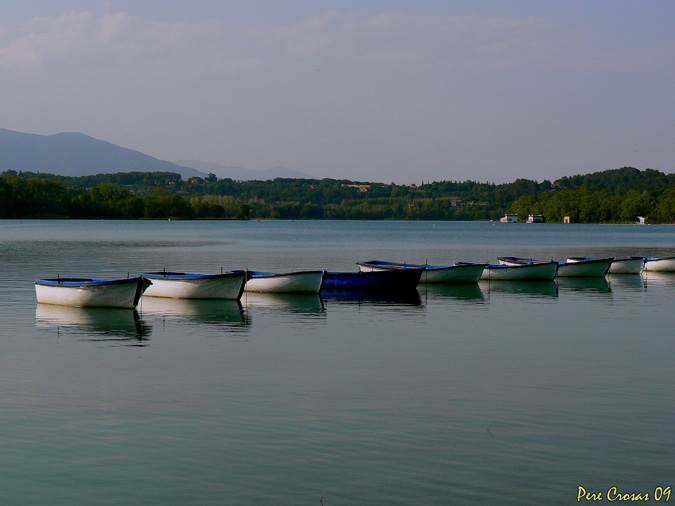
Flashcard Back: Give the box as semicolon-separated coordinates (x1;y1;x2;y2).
0;129;204;179
177;160;315;181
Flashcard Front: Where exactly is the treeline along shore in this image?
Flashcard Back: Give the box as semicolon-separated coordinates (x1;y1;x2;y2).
1;166;674;223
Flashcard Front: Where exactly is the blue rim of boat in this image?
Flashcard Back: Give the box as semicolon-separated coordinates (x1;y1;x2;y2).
139;271;244;280
496;257;556;265
233;270;325;277
565;257;615;263
360;260;488;269
232;270;327;281
35;277;145;286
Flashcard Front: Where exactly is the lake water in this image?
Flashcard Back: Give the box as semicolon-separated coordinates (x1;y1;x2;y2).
1;220;673;505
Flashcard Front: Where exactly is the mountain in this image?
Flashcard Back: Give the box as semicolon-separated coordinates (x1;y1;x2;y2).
177;160;315;181
0;129;204;179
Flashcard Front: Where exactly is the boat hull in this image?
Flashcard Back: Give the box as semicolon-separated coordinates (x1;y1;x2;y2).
557;258;613;277
609;257;645;274
480;262;558;281
140;272;245;299
643;256;675;272
242;270;325;293
35;277;150;308
322;269;422;291
357;260;484;284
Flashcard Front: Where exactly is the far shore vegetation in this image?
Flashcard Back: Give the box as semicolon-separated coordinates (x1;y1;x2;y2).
1;166;674;223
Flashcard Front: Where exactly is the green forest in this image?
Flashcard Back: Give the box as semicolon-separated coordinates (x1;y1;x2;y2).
1;166;674;223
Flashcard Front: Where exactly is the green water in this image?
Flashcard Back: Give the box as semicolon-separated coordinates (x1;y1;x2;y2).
0;220;673;505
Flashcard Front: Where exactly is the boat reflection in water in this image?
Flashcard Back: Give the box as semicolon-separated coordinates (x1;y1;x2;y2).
643;271;675;288
35;304;151;345
607;274;646;291
555;277;611;294
242;292;325;316
138;297;249;330
419;283;486;303
320;288;423;308
479;280;558;299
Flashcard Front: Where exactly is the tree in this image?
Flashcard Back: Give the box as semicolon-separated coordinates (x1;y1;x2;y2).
143;190;194;218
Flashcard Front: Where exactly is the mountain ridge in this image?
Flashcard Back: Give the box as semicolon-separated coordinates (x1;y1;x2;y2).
0;129;204;179
176;160;315;181
0;128;315;181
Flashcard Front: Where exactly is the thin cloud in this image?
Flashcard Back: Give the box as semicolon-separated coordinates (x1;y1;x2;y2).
0;9;670;78
0;10;222;73
275;11;668;72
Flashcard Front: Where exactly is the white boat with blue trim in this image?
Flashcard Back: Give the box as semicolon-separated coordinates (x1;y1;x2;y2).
35;276;151;308
474;259;558;281
499;256;613;278
238;270;326;293
140;271;246;299
356;260;485;284
558;257;614;277
643;256;675;272
608;257;645;274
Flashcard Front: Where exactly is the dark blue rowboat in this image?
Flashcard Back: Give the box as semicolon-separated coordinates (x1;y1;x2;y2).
321;268;422;291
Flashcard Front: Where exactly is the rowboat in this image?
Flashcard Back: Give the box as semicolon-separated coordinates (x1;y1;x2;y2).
356;260;485;284
558;257;614;277
140;271;246;299
643;256;675;272
321;268;423;291
499;256;612;278
475;260;558;281
236;270;326;293
608;257;645;274
35;276;151;308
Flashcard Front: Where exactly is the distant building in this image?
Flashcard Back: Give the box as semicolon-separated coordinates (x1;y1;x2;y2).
527;214;545;223
500;213;518;223
344;184;370;192
564;216;572;224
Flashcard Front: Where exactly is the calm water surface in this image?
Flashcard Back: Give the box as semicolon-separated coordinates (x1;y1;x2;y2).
0;220;673;505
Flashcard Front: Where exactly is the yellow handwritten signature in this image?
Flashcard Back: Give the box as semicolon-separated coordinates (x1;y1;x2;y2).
578;486;671;502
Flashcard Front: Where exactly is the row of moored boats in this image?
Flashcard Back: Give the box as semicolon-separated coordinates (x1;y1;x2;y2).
34;255;675;309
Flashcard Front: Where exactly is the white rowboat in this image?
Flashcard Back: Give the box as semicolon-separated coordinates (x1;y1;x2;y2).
608;257;645;274
499;256;613;278
35;277;150;308
356;260;485;284
643;256;675;272
475;261;558;281
140;271;246;299
240;270;326;293
558;257;614;277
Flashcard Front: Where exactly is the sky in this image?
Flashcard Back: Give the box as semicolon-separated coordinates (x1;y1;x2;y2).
1;1;673;184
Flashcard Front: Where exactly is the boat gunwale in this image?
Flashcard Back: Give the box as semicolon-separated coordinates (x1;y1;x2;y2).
357;260;484;271
239;270;327;279
497;256;554;265
565;256;615;265
35;277;145;287
140;271;243;280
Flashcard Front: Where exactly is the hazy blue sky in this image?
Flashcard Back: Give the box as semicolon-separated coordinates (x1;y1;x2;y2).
1;1;673;183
